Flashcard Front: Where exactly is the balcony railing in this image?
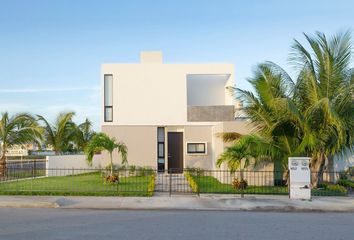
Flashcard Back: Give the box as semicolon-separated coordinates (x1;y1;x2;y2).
187;105;234;122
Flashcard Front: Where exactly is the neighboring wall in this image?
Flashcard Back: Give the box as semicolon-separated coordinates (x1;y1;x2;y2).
46;154;106;177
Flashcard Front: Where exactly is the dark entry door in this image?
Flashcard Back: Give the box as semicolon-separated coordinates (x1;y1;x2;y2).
168;132;183;173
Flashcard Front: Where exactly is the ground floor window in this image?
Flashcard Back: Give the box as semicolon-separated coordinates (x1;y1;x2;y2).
186;142;207;154
157;127;165;171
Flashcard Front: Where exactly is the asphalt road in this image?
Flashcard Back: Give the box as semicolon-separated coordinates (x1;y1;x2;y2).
0;208;353;240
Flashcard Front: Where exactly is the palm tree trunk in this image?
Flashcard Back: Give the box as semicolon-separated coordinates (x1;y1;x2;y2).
311;154;326;187
0;147;7;177
109;152;113;176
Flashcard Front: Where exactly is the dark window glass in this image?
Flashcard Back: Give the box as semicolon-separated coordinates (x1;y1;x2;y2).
187;143;206;154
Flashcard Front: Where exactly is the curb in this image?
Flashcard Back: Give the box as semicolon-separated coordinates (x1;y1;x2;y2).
0;201;59;209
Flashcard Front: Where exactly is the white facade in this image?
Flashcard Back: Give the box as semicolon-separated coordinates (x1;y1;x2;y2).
101;51;234;126
100;51;253;172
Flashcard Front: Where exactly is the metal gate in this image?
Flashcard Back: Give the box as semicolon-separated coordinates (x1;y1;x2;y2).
154;169;194;195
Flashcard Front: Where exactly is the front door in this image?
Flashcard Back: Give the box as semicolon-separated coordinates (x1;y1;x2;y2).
167;132;183;173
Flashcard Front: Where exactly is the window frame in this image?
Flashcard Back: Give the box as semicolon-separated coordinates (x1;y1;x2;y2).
104;74;113;122
186;142;207;155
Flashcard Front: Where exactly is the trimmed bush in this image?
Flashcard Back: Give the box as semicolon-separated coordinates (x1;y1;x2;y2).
147;174;155;197
184;172;199;193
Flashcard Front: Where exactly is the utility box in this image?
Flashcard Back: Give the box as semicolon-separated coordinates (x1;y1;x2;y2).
288;157;311;200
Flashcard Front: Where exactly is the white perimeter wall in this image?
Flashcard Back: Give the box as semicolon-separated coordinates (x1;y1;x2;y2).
46;154;109;177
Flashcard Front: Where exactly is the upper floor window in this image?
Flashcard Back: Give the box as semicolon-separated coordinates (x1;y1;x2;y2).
104;74;113;122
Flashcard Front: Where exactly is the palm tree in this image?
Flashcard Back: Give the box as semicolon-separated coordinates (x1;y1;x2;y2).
0;112;43;176
37;112;77;154
76;118;95;152
290;31;354;185
218;31;354;187
85;133;127;175
217;134;282;172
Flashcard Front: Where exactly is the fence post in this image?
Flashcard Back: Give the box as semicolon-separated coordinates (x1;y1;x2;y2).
31;165;34;191
197;168;200;197
33;160;36;178
241;169;244;198
169;171;172;197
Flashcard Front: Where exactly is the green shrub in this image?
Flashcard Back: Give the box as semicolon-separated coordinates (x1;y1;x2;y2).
318;182;330;189
184;172;199;193
337;179;354;188
325;184;347;194
147;175;155;197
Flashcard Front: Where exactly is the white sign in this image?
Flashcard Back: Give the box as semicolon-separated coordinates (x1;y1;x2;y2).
0;148;28;157
288;157;311;200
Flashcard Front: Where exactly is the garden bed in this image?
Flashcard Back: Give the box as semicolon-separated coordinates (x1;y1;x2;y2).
188;175;347;196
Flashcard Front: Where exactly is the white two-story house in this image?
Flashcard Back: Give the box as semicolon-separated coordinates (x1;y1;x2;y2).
101;51;252;172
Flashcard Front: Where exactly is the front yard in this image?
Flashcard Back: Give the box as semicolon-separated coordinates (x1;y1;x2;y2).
0;172;155;196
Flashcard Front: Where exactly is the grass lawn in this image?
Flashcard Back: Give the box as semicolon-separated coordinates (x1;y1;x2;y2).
0;172;154;196
193;175;288;195
190;175;347;196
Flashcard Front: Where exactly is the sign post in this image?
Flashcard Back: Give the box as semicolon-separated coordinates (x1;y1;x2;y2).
288;157;311;200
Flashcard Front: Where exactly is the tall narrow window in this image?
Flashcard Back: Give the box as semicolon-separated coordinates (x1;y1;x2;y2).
104;74;113;122
157;127;165;172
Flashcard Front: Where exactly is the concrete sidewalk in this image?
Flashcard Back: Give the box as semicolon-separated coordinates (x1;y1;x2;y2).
0;194;353;212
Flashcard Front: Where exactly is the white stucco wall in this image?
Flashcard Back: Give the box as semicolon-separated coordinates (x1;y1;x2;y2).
46;154;108;177
101;52;234;126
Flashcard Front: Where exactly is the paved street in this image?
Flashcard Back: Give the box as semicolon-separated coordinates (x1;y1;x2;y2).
0;208;353;240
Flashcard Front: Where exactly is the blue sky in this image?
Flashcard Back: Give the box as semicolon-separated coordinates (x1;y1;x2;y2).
0;0;353;130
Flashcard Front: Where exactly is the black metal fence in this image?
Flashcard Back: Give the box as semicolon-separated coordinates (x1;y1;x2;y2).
0;166;352;197
5;160;47;180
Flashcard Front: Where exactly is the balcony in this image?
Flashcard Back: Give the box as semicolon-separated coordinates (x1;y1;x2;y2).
187;105;234;122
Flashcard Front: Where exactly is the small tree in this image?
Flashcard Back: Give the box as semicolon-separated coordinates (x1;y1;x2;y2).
85;133;127;176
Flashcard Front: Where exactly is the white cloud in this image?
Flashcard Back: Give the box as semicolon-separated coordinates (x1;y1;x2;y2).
0;86;100;93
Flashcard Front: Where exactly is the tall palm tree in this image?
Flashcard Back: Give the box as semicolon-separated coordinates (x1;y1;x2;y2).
76;118;95;152
0;112;43;176
37;112;77;154
218;62;301;183
85;133;127;175
218;31;354;187
290;31;354;185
